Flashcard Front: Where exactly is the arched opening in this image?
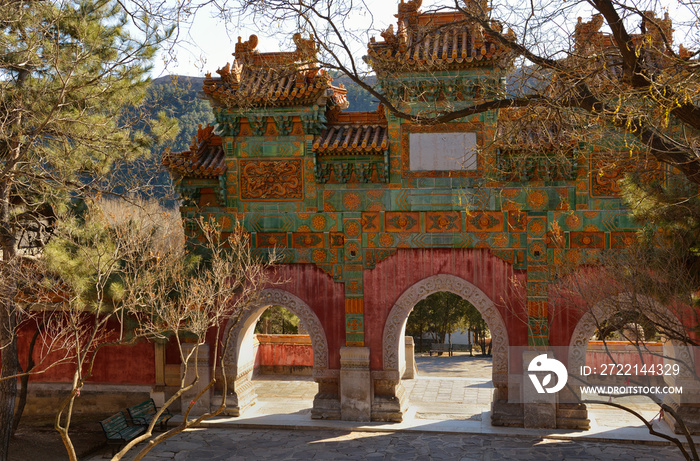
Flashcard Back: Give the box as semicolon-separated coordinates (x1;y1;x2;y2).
222;289;338;419
404;291;494;421
567;295;697;432
250;306;315;414
375;274;510;422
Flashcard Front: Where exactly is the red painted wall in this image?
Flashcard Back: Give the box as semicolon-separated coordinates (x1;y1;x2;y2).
13;321;155;384
363;248;528;371
254;334;313;368
586;341;663;370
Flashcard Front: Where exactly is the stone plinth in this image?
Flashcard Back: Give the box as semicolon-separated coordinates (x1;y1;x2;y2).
522;351;557;429
403;337;416;379
340;346;371;421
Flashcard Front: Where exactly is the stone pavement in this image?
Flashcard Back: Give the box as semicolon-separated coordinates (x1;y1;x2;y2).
84;353;693;460
106;427;686;460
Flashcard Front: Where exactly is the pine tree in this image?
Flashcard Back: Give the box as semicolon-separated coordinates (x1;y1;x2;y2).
0;1;172;457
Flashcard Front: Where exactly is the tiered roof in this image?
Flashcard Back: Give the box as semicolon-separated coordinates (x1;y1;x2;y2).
202;33;347;108
162;125;226;178
313;106;388;156
367;0;515;73
574;12;678;54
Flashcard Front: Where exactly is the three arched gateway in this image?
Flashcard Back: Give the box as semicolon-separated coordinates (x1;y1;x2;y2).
160;0;700;432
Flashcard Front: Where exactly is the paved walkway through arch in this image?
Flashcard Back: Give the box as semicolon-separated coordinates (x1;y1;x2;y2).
251;353;495;420
85;353;690;460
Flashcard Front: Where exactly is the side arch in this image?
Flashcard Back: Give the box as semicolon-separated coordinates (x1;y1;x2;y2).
222;288;332;416
382;274;509;386
567;294;694;378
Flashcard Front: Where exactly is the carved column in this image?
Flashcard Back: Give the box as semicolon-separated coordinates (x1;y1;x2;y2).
311;369;341;420
403;336;416;379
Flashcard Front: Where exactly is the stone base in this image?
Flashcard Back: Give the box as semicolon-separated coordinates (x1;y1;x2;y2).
521;351;557;429
312;393;341;419
663;401;700;435
524;403;557;429
370;393;407;422
370;371;408;422
16;383;152;416
339;347;371;421
491;400;524;427
312;374;341;419
556;403;590;430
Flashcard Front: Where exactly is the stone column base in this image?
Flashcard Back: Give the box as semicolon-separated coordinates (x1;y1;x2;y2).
340;347;372;421
556;403;590;429
522;351;557;429
663;399;700;435
370;370;408;422
491;400;524;427
312;372;341;419
221;362;257;417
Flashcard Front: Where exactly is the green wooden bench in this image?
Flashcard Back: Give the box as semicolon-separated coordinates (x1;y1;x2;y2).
451;343;473;356
127;398;173;430
429;343;452;356
99;411;146;455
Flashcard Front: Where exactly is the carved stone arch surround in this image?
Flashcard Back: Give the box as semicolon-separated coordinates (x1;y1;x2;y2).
567;295;694;382
382;274;509;386
224;288;329;380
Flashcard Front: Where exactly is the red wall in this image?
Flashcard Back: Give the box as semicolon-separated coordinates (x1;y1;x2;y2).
254;334;313;368
14;321;155;384
586;341;663;370
363;248;528;370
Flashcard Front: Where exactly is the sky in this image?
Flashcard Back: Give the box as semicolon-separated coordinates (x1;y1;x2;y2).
151;2;403;78
149;0;699;78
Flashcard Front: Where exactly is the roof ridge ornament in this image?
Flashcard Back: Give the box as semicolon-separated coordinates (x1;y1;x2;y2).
293;32;318;62
234;34;259;60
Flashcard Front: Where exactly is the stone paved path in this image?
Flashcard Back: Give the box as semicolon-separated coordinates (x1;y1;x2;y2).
108;427;685;460
87;353;683;460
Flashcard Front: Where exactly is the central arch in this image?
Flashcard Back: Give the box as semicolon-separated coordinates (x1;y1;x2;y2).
222;288;337;418
382;274;509;384
374;274;510;421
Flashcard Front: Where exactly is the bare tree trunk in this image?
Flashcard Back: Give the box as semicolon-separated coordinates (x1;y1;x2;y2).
0;178;19;461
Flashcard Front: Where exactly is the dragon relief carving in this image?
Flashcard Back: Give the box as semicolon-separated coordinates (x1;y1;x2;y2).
240;159;303;200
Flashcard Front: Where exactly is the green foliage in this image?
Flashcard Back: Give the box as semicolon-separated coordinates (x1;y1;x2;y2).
0;0;174;208
255;306;300;334
406;291;488;346
620;172;700;305
43;203;121;311
331;74;378;112
147;76;214;153
42;198;183;313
